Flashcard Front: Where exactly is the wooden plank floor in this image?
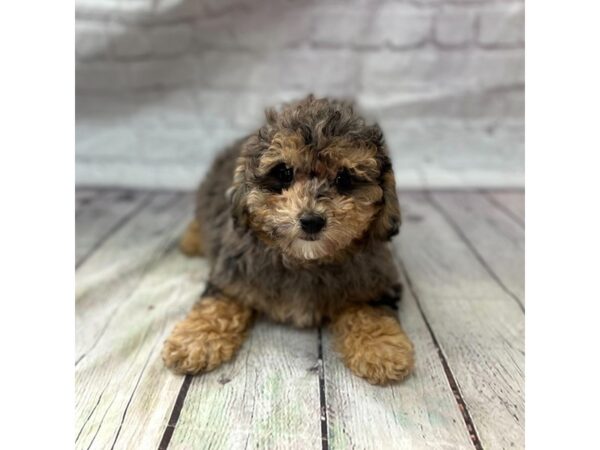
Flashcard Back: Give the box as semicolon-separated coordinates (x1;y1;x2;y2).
75;188;525;450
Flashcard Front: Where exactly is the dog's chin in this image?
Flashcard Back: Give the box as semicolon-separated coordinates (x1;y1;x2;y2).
287;238;332;261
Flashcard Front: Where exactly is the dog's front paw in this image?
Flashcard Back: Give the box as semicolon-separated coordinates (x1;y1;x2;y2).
162;331;235;375
342;332;414;385
332;305;414;385
162;298;252;375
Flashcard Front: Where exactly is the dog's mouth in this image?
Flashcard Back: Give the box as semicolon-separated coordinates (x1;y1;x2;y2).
299;232;321;242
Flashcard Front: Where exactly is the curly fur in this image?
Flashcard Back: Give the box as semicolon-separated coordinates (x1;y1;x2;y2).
331;304;414;384
162;297;254;374
162;95;414;384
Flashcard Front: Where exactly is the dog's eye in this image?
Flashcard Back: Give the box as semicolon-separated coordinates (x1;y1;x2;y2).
334;169;353;192
271;163;294;184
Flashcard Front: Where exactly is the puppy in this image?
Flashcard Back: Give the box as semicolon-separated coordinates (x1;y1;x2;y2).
162;96;414;385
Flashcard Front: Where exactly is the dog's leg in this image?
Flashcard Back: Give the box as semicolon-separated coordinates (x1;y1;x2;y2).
179;219;204;257
330;303;414;385
162;296;254;374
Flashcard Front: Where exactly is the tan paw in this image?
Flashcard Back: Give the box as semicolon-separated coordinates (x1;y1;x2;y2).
162;298;252;375
331;304;415;385
162;329;239;375
342;333;414;385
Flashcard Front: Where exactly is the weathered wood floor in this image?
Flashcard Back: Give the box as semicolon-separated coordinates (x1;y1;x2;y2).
75;189;524;450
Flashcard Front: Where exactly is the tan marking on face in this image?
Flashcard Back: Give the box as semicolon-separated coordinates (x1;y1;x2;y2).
315;192;379;256
245;135;387;261
246;178;316;240
319;139;380;180
257;131;309;176
246;175;382;261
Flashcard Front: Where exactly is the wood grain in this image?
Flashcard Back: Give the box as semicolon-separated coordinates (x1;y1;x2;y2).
397;192;524;449
76;193;193;366
76;189;150;266
168;321;323;449
430;191;524;308
485;191;525;226
75;193;209;449
75;246;210;450
321;268;474;449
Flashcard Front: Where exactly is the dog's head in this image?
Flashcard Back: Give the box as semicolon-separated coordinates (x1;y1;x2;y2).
228;95;400;262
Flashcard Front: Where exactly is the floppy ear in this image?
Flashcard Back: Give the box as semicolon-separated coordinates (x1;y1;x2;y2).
226;155;249;229
369;127;401;241
227;137;258;230
372;156;401;240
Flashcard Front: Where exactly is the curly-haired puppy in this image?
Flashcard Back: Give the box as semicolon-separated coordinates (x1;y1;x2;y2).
162;96;414;385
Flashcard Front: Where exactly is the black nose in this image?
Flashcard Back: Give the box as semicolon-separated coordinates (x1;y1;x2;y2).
300;214;326;234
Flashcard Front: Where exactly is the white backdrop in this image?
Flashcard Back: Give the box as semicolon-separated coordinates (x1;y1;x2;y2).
76;0;524;189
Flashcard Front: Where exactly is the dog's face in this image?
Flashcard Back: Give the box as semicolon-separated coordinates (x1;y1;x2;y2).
229;97;400;262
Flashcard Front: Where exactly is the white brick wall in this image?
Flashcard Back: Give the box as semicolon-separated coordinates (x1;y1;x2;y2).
434;8;476;47
76;0;524;189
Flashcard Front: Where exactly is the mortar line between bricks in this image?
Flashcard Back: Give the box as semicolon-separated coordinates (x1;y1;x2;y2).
77;43;525;67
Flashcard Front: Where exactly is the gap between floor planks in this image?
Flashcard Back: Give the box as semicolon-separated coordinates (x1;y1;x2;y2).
397;191;524;449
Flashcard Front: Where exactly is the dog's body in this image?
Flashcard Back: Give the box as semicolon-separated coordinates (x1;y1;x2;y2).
164;96;414;384
191;141;400;327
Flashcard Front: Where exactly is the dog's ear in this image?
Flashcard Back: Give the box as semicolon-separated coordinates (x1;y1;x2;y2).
370;126;401;241
226;140;254;230
227;164;247;229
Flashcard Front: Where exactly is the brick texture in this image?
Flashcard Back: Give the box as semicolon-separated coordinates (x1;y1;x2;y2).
434;8;476;47
477;3;525;47
76;0;524;189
